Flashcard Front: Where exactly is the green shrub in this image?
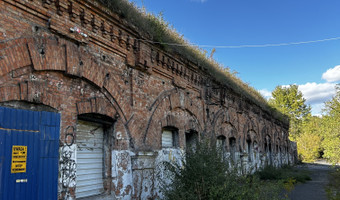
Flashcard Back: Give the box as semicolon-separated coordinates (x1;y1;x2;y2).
158;139;284;200
256;165;282;180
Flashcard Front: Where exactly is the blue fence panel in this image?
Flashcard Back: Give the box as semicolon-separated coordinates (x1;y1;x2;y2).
0;106;60;200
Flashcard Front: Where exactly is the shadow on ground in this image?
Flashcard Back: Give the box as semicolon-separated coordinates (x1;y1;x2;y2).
288;161;336;200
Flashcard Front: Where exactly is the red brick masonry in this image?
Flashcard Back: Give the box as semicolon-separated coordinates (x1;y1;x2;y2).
0;0;297;199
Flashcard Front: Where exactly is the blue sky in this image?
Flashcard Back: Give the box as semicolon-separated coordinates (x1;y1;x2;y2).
130;0;340;115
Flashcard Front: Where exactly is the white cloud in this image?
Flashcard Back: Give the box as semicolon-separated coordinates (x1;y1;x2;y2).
262;83;335;116
259;66;339;116
322;65;340;82
259;89;272;100
298;82;336;105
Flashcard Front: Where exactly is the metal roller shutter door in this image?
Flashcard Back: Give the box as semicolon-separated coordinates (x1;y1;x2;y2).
75;120;104;199
162;130;173;148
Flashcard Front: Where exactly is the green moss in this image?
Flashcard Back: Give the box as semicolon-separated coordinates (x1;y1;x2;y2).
96;0;288;124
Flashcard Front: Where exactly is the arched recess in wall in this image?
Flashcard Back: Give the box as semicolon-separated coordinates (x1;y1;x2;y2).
260;124;274;154
245;130;258;162
241;115;260;153
142;88;203;148
216;122;240;153
276;137;282;165
157;108;201;149
249;116;260;142
211;108;238;133
0;37;136;199
0;37;133;147
283;140;288;158
273;126;283;154
212;108;240;150
264;134;273;165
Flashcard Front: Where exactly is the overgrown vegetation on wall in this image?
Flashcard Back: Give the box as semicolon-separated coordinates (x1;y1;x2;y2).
96;0;288;123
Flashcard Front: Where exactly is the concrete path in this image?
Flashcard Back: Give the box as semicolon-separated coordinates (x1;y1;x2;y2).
288;162;333;200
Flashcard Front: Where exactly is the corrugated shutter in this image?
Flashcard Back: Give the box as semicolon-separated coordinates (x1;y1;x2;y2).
162;130;173;147
76;121;104;199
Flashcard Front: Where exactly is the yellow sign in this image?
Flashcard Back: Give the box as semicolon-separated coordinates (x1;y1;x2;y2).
11;146;27;173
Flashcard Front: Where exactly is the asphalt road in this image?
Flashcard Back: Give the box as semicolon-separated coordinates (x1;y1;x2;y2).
288;162;334;200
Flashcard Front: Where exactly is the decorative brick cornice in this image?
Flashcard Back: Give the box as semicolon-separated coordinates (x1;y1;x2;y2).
3;0;206;90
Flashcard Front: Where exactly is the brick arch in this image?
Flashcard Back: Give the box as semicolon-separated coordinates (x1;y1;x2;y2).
212;108;239;134
271;123;282;151
246;129;257;143
0;37;137;147
76;97;118;119
2;72;140;151
0;72;121;120
241;116;260;150
275;137;282;153
249;116;260;134
0;75;72;113
183;116;202;134
156;108;201;148
158;108;202;133
211;108;229;133
217;122;240;151
212;108;242;152
0;37;129;123
141;108;201;149
214;119;238;140
276;126;287;147
260;124;275;152
142;88;203;145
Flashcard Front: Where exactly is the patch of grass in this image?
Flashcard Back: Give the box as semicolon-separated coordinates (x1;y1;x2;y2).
256;165;311;184
326;168;340;200
255;164;311;198
256;165;282;180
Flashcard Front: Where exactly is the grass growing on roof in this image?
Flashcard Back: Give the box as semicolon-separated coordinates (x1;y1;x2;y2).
96;0;288;123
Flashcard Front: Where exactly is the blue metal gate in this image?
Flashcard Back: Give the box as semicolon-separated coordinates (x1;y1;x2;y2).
0;106;60;200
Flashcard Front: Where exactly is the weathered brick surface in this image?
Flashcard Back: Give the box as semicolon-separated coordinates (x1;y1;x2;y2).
0;0;296;199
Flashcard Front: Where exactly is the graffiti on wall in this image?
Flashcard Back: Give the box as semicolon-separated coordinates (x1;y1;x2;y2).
59;126;77;199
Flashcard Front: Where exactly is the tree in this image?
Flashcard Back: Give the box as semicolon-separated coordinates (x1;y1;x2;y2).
321;84;340;164
269;85;311;140
295;115;323;162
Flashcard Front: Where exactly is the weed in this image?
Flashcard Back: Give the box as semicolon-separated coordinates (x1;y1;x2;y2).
95;0;288;124
256;164;311;183
326;168;340;200
158;139;285;200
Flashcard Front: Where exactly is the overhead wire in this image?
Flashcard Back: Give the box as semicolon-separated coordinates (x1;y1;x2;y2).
135;36;340;49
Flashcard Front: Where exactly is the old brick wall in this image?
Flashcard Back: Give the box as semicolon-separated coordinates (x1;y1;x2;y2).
0;0;296;199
